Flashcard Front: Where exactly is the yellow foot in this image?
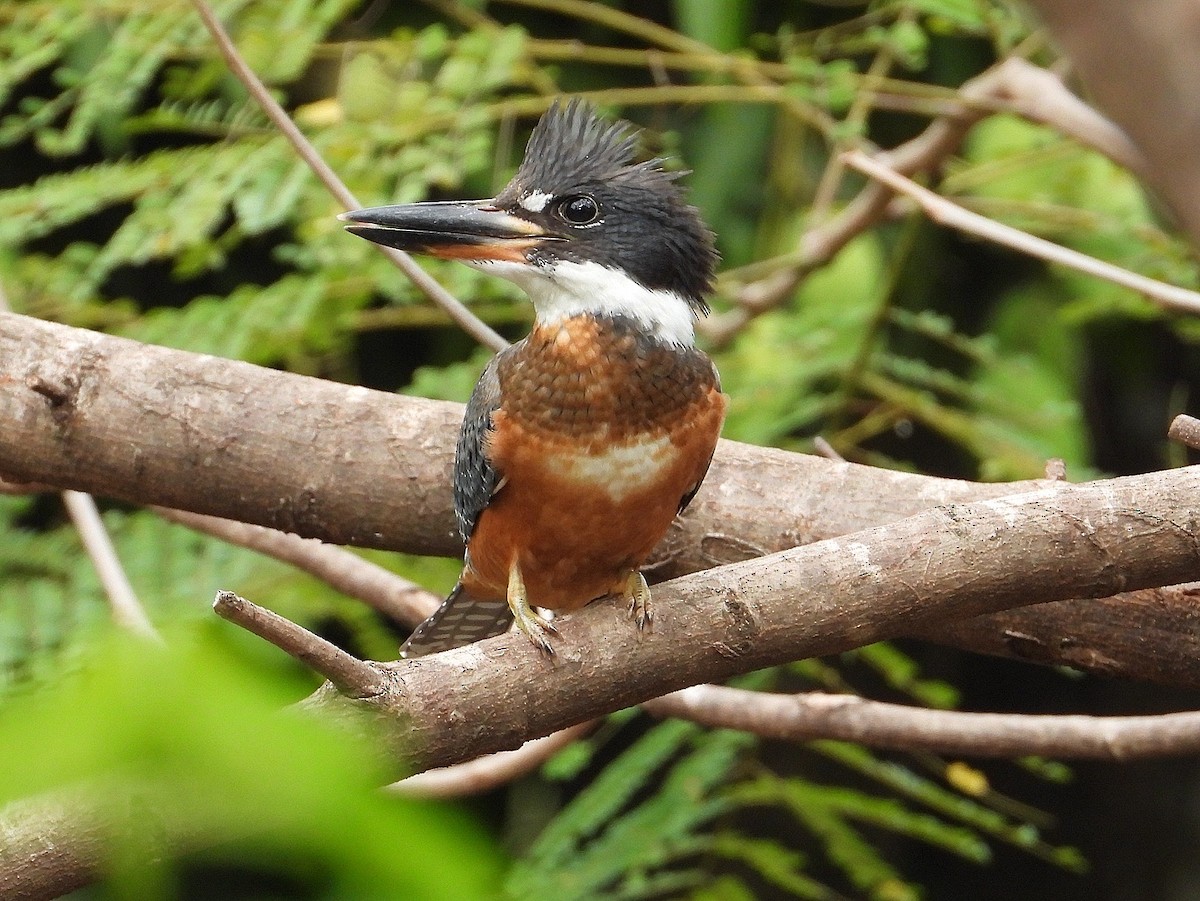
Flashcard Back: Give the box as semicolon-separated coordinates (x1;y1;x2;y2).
625;571;653;630
508;562;557;654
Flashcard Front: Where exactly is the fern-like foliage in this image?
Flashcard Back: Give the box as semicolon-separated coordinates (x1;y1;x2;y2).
512;705;1080;899
2;0;1189;895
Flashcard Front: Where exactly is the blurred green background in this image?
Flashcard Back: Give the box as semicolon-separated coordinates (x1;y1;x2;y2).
3;1;1200;898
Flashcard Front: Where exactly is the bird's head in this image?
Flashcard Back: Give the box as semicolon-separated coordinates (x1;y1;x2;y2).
341;100;717;346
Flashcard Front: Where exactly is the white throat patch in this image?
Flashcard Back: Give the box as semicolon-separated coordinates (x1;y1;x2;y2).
471;258;697;346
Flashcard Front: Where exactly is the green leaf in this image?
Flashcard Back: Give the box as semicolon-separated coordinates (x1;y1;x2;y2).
513;719;697;877
0;629;507;896
850;642;961;709
775;779;918;899
509;724;753;899
906;0;988;30
709;834;841;901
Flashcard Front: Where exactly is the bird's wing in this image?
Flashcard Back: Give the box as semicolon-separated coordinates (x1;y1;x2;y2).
452;350;507;543
678;366;724;515
399;352;516;658
677;458;713;516
400;582;513;657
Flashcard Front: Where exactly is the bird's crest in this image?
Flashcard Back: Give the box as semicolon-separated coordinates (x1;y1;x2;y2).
506;99;681;197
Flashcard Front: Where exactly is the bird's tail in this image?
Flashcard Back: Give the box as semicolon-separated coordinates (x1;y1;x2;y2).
400;582;514;658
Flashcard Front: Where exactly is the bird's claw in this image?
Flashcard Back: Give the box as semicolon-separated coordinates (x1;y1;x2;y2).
509;561;558;654
625;571;653;631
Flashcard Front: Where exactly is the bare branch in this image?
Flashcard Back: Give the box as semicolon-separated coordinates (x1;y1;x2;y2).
0;793;107;901
61;491;161;642
159;508;438;628
213;590;385;698
812;436;845;462
389;722;595;798
303;465;1200;771
704;58;1151;345
189;0;507;352
0;282;160;643
647;685;1200;761
905;583;1200;687
978;58;1146;177
6;311;1200;689
843;149;1200;317
0;477;51;494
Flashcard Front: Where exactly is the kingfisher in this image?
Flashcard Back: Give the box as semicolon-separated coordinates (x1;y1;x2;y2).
342;100;725;657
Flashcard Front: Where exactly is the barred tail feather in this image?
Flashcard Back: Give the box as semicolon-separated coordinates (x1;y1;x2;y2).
400;583;513;658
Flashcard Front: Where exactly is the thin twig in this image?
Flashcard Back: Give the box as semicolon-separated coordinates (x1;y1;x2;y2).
647;685;1200;760
523;37;797;81
808;7;911;224
213;590;385;697
189;0;507;352
389;721;595;798
62;491;162;642
812;436;846;462
491;0;833;134
156;508;439;627
844;149;1200;317
703;58;1152;346
1168;414;1200;451
0;281;161;642
1043;458;1068;481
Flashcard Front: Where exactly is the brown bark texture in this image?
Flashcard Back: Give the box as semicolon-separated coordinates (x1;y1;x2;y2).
0;796;102;901
309;464;1200;770
4;311;1200;689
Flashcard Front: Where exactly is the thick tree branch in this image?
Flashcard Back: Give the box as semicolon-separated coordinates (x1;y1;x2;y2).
164;507;1200;788
0;310;1033;556
4;311;1200;688
0;312;465;555
906;583;1200;685
159;504;1200;774
300;466;1200;771
0;794;107;901
0;280;159;643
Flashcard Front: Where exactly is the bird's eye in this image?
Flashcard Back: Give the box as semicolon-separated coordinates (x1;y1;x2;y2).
557;194;600;226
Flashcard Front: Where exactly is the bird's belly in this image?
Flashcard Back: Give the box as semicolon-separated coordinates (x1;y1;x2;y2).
540;432;676;502
465;391;723;611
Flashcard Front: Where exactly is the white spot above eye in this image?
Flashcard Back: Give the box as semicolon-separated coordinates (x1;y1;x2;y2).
520;191;553;213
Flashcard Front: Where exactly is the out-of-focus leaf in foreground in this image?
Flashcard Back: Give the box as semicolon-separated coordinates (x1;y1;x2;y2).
0;627;505;898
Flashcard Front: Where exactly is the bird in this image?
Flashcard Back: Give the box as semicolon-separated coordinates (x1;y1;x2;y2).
341;99;725;657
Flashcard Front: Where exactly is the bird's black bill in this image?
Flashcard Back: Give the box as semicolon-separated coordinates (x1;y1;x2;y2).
340;200;554;262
